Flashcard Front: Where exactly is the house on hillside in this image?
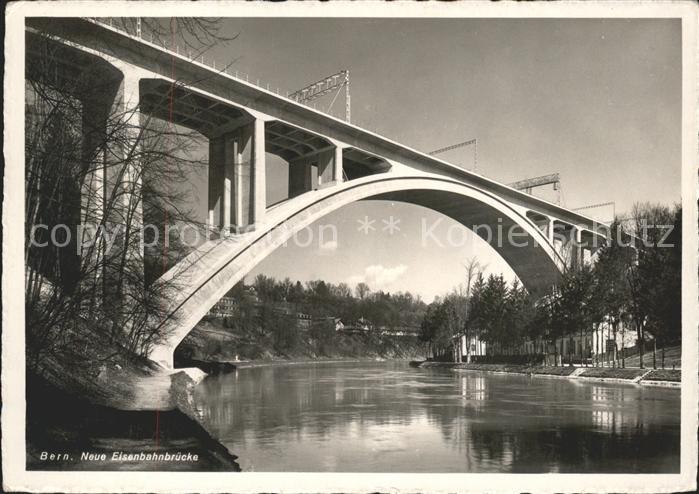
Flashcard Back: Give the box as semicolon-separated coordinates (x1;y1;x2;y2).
208;296;237;318
295;312;312;330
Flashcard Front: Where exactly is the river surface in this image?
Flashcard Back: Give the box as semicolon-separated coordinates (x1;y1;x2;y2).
192;361;680;472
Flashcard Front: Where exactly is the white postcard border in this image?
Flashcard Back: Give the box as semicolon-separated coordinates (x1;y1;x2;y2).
3;1;697;493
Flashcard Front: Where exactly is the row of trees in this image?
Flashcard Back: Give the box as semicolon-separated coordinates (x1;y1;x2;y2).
206;276;428;357
228;274;429;332
419;203;682;368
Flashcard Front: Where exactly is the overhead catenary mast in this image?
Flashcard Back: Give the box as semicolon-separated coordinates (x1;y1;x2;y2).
288;70;351;122
506;173;562;204
429;138;478;172
508;173;560;194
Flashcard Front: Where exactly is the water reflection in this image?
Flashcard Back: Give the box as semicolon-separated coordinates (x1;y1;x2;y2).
193;362;680;472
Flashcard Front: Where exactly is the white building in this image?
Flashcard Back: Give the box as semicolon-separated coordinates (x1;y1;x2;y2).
455;334;487;362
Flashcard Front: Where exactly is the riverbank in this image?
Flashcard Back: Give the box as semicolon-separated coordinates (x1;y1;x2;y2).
26;373;241;471
178;354;396;374
176;319;427;365
411;361;681;387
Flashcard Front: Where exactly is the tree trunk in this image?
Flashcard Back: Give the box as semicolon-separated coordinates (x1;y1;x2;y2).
621;324;625;368
652;339;657;369
568;341;572;366
661;346;665;369
637;322;644;369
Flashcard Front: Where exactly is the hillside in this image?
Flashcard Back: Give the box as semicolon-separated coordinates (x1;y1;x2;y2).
175;318;428;365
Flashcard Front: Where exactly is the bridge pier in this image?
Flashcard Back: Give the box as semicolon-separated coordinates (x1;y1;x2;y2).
572;227;583;269
547;218;555;244
551;221;583;270
208;118;266;233
80;71;144;299
289;144;344;197
288;158;313;198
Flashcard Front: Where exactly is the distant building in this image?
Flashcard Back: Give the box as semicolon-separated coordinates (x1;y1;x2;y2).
521;321;640;364
379;325;420;337
296;312;312;330
455;335;487;362
208;296;237;318
356;317;371;331
208;286;259;318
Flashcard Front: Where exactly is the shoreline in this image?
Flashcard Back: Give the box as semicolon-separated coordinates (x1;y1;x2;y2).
182;355;400;372
26;374;241;472
411;361;681;388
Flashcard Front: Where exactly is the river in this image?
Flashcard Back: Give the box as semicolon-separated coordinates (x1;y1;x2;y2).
192;361;680;472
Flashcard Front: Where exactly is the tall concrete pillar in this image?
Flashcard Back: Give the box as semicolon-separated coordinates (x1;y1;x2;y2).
208;118;265;233
289;144;343;196
80;78;117;302
317;149;335;187
334;145;344;184
208;137;225;229
96;73;144;259
573;227;583;269
81;81;118;258
119;73;143;255
80;71;143;318
547;218;555;244
253;118;266;225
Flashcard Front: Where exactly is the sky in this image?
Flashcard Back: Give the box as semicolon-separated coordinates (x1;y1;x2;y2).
179;18;681;302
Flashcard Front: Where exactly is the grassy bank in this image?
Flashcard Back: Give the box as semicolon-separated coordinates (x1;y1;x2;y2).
578;368;647;380
643;369;681;382
414;361;680;386
419;362;577;376
622;346;681;369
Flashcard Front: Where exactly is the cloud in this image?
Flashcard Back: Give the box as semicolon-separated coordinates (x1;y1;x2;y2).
318;239;338;254
347;264;408;291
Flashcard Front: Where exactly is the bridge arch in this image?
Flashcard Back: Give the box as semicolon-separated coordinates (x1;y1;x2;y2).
150;173;566;367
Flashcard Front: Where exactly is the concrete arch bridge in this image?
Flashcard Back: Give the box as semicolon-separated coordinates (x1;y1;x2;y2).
25;18;608;368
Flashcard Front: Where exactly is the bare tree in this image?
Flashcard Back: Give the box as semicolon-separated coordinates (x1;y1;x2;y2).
355;282;371;300
25;18;233;377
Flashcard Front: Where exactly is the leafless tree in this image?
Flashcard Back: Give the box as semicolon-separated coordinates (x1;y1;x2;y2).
25;18;233;376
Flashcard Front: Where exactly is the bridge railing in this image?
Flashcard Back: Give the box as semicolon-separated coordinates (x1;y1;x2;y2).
85;17;357;118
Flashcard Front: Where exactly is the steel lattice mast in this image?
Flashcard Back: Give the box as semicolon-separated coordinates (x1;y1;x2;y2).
288;70;351;122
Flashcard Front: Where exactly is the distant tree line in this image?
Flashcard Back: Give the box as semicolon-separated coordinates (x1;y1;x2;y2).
243;275;428;329
215;275;429;356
